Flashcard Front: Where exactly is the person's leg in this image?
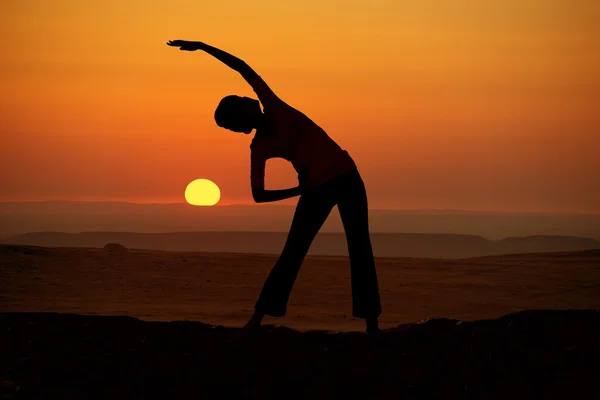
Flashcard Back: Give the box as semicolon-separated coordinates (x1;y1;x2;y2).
336;169;382;333
248;186;337;327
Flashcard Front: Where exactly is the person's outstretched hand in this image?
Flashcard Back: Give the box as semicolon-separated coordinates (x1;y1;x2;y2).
166;40;199;51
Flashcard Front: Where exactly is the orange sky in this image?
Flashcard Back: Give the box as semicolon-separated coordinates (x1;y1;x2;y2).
1;0;599;212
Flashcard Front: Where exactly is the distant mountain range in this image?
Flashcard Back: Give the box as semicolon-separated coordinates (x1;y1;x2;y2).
3;231;599;259
1;201;599;241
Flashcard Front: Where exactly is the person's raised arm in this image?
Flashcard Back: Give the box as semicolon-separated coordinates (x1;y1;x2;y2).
167;40;282;109
167;40;258;83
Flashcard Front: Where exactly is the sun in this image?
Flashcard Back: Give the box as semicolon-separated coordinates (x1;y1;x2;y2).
184;179;221;206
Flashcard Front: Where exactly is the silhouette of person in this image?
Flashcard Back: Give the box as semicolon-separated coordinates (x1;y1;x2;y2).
167;40;382;334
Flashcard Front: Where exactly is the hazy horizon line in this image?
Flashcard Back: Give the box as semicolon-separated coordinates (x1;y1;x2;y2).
1;200;599;215
6;230;599;238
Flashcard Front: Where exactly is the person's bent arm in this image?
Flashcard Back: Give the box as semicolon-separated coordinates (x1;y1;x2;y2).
250;148;303;203
252;186;303;204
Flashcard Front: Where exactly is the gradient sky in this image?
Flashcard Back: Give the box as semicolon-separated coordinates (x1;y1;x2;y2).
1;0;599;212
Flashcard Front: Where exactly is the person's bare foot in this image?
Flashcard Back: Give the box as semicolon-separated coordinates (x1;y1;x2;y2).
228;311;264;342
228;322;259;342
366;317;380;335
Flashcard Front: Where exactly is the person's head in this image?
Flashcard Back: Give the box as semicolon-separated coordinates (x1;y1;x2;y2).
214;95;262;134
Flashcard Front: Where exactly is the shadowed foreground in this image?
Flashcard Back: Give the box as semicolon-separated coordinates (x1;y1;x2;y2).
1;310;599;399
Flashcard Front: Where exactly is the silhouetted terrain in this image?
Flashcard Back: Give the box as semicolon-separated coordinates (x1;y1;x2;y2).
1;310;598;399
2;201;599;240
3;231;599;258
2;244;599;398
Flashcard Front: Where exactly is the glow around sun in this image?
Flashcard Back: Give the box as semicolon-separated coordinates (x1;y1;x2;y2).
185;179;221;206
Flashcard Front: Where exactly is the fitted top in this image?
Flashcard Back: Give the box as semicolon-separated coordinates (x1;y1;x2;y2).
249;76;356;189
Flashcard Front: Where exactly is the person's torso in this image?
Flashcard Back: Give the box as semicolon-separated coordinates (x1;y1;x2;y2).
251;107;355;186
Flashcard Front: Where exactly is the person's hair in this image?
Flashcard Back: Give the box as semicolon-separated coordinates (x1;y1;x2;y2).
214;95;244;127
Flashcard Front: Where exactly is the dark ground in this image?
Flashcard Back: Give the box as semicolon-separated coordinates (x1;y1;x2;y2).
1;310;599;399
